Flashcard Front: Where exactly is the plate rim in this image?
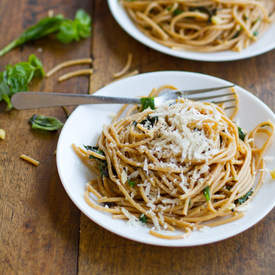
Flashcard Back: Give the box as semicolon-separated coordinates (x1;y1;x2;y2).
107;0;275;62
56;71;275;247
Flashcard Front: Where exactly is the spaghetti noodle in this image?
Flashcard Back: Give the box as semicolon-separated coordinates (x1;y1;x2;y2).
113;53;133;78
58;68;93;82
121;0;275;52
46;58;92;77
73;86;274;238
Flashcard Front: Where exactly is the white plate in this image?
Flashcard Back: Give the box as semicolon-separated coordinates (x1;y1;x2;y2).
107;0;275;62
56;71;275;247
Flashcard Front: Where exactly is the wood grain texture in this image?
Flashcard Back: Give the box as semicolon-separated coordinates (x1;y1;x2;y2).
0;0;92;274
78;1;275;275
0;0;274;274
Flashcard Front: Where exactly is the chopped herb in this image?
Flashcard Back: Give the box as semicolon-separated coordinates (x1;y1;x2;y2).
83;145;108;177
84;145;105;159
132;121;137;126
29;114;63;131
0;54;44;110
253;31;258;37
103;202;116;208
140;97;155;111
232;30;241;39
167;6;172;11
225;185;232;191
139;214;147;223
99;161;108;177
234;189;253;205
0;9;91;56
253;17;260;25
140;115;158;128
173;9;183;16
128;180;136;187
203;186;210;201
238;127;246;141
189;7;217;23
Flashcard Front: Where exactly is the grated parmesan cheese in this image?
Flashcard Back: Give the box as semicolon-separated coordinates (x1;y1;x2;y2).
121;170;128;184
129;170;139;179
143;158;148;174
198;226;211;232
121;207;139;226
263;156;275;162
148;100;222;163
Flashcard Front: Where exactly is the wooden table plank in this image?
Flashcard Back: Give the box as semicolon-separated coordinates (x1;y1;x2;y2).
78;1;275;275
0;0;93;274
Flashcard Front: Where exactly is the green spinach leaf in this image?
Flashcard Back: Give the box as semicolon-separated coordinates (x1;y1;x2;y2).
139;214;147;223
0;10;91;56
0;55;44;110
29;114;63;131
238;126;246;141
234;189;253;205
203;186;210;201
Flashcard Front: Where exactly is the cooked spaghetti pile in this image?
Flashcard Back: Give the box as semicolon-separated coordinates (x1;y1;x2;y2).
122;0;275;52
73;87;274;239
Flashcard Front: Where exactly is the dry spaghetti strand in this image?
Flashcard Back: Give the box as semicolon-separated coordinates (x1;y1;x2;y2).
46;58;92;77
113;53;133;78
58;69;93;82
20;154;40;166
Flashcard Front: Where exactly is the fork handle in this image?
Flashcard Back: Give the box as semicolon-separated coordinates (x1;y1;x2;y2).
11;92;141;110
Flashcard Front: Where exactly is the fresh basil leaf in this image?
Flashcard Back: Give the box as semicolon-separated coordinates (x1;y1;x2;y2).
56;9;91;43
0;9;91;56
4;63;35;94
29;114;63;131
57;19;79;43
75;9;92;39
28;54;45;77
0;79;12;110
0;15;64;56
0;55;44;110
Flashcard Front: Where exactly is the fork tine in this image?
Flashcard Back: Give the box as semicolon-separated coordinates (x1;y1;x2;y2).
212;98;235;104
183;84;234;96
190;92;233;101
225;105;236;110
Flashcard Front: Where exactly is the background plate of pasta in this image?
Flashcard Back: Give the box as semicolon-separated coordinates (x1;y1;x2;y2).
107;0;275;61
56;71;275;246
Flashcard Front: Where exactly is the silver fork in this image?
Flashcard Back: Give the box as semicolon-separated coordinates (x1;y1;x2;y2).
11;84;235;110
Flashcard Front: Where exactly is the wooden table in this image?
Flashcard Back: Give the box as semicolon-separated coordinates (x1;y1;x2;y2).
0;1;274;274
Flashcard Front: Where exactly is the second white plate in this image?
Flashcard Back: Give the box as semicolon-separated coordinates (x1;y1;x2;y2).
107;0;275;62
